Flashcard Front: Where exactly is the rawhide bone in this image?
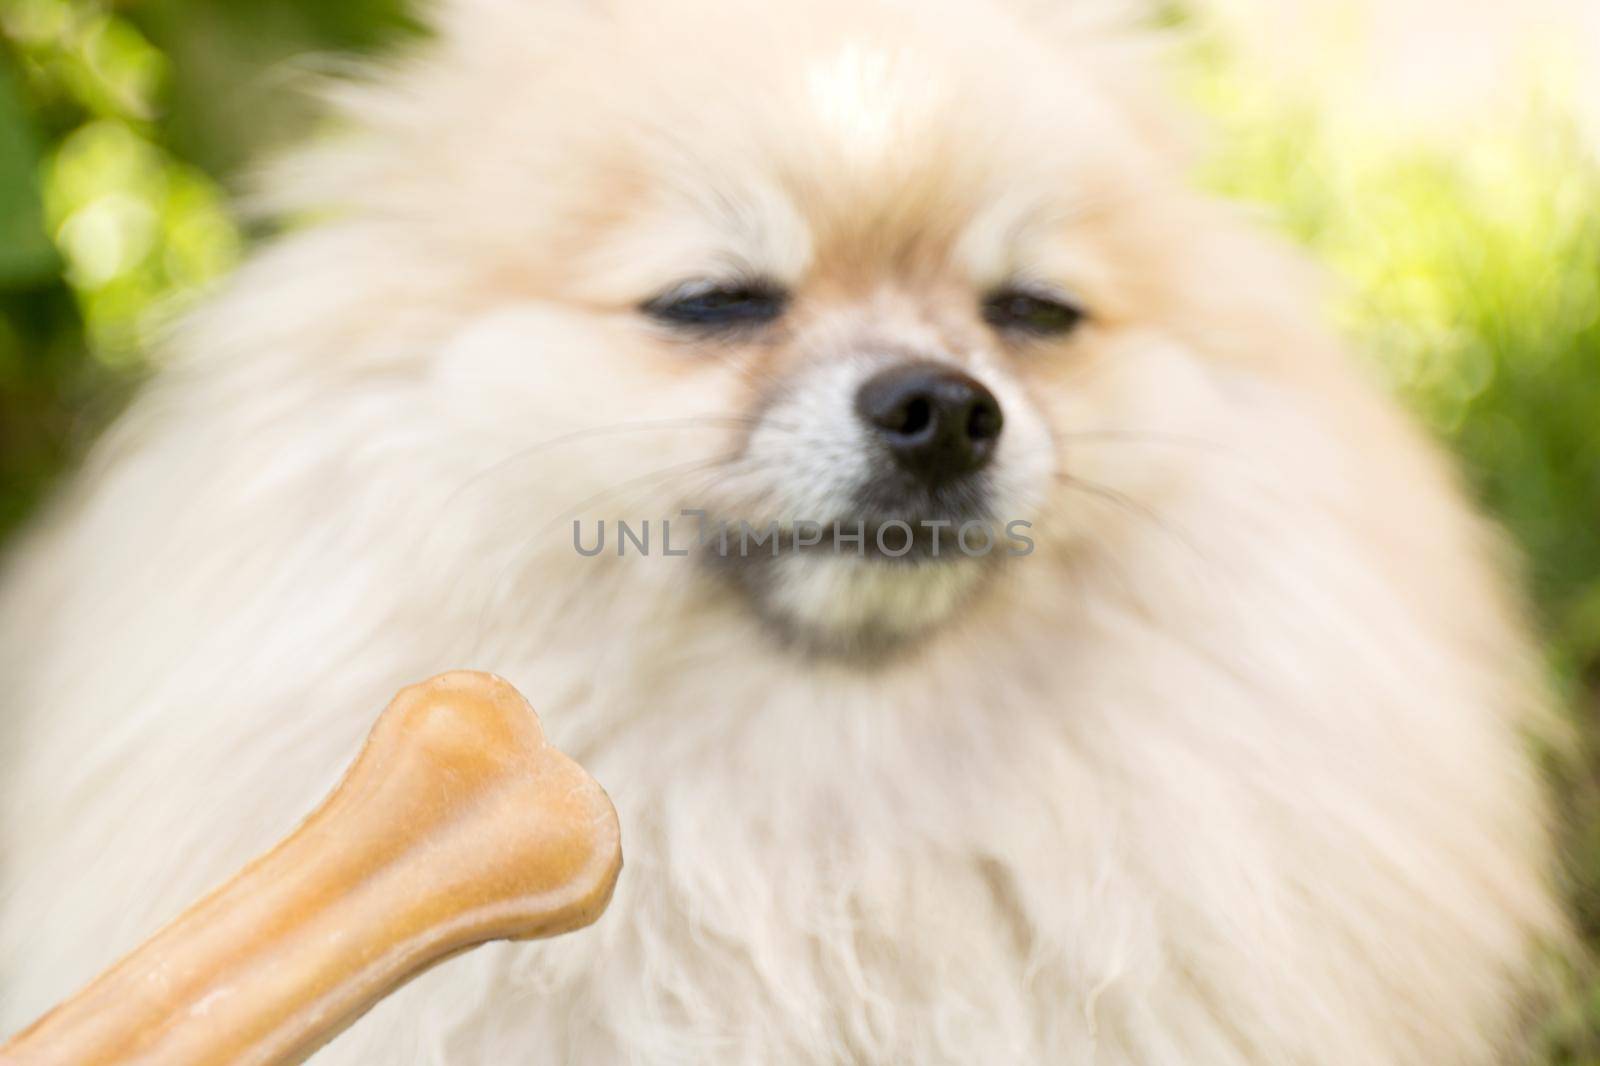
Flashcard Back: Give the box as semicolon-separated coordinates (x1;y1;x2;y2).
0;671;622;1066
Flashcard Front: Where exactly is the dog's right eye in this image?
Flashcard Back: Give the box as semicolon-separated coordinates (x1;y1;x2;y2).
643;280;788;331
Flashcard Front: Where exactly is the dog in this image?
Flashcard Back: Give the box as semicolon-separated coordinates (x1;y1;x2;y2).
0;0;1567;1061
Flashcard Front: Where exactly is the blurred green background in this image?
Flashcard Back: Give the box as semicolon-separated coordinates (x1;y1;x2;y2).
1;0;1597;1057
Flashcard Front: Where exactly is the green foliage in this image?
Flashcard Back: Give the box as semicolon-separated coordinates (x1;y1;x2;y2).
1190;62;1600;691
0;61;54;285
1;0;228;535
0;0;413;540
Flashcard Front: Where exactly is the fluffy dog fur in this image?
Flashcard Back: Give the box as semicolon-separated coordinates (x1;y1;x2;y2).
0;0;1567;1062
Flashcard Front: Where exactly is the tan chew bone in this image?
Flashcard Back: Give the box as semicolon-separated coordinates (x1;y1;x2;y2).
0;671;622;1066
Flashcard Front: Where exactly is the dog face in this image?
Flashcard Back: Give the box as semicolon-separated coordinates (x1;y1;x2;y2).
374;0;1280;656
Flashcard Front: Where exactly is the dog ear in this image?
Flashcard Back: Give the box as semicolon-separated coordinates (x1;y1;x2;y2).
1000;0;1201;171
250;0;602;218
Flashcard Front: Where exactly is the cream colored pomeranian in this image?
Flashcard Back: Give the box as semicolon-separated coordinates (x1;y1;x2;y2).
0;0;1569;1062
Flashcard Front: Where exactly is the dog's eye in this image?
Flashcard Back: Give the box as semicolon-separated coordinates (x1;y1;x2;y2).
982;285;1085;338
644;280;788;330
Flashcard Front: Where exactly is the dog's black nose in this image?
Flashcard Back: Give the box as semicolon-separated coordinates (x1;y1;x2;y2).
855;362;1003;485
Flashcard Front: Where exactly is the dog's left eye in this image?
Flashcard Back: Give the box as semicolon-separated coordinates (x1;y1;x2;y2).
982;285;1085;338
643;280;788;330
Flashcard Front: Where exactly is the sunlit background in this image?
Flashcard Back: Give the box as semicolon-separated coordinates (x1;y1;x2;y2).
1;0;1597;1058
